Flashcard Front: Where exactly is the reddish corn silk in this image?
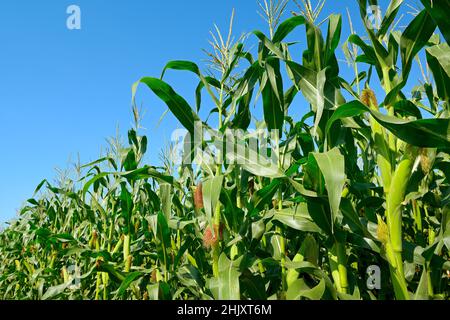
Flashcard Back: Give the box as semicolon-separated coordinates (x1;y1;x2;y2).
202;224;223;249
194;183;204;210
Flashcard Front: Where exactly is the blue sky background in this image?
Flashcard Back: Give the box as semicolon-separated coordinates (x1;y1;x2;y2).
0;1;424;224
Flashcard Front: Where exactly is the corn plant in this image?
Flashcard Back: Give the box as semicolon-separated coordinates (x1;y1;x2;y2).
0;0;449;300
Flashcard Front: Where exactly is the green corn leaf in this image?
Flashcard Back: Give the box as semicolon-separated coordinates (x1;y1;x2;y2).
252;179;281;211
160;60;221;108
195;76;221;112
262;57;284;134
325;14;342;63
271;204;322;233
272;16;306;43
286;61;345;115
156;211;171;270
132;77;199;134
202;175;224;224
222;43;245;82
80;157;117;170
284;85;298;111
157;212;170;247
160;60;200;79
400;9;436;81
286;277;326;300
286;61;319;107
231;89;253;130
123;149;137;171
210;253;242;300
33;179;48;194
96;262;126;282
234;145;284;178
82;172;110;199
413;269;430;300
240;273;267;300
41;281;72;300
393;100;422;119
426;43;450;104
253;31;285;59
427;43;450;78
121;166;178;187
120;183;133;229
289;178;319;198
235;62;261;99
312;148;346;229
313;68;327;137
387;33;400;68
159;183;172;221
421;0;450;45
349;34;377;64
116;271;143;297
326;100;450;148
378;0;404;38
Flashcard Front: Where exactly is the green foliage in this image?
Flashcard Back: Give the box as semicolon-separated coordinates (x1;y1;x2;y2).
1;0;449;300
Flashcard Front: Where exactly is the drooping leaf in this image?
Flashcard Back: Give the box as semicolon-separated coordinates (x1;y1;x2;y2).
326;100;450;148
195;76;221;112
378;0;404;38
421;0;450;45
116;272;143;297
271;204;321;233
121;166;178;187
160;60;200;79
132;77;199;134
426;43;450;78
42;281;72;300
286;61;345;114
286;277;326;300
252;179;281;211
235;145;284;178
272;16;306;43
400;9;436;81
253;31;285;59
426;43;450;104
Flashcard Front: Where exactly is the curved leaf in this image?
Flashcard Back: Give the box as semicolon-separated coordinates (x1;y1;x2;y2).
378;0;404;38
117;272;143;297
400;9;436;81
273;16;306;43
326;100;450;148
271;204;321;233
286;277;326;300
426;43;450;104
160;60;200;79
132;77;199;134
421;0;450;45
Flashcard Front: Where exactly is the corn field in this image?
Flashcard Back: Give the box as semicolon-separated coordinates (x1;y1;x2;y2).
0;0;449;300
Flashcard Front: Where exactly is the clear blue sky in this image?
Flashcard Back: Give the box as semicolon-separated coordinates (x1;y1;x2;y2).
0;1;422;224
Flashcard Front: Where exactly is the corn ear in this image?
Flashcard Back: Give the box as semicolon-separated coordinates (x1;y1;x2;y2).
386;157;414;253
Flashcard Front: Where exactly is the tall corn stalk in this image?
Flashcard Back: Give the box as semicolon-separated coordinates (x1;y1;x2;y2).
0;0;449;301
